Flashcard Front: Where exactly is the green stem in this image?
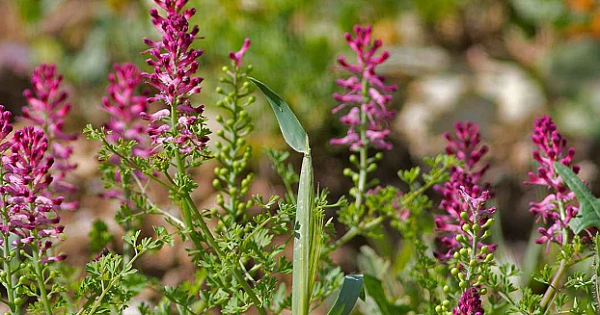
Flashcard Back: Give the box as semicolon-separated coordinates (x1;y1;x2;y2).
1;214;18;313
540;198;569;312
31;246;53;315
353;79;370;210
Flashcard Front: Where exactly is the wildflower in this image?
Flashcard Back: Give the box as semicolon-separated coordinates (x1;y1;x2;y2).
22;64;77;210
0;105;13;151
453;287;484;315
435;122;494;260
526;116;579;249
331;25;397;151
141;0;209;155
102;63;150;158
229;38;251;67
3;127;65;263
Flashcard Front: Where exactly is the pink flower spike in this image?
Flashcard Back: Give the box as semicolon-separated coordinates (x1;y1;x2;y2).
331;25;396;151
525;116;580;248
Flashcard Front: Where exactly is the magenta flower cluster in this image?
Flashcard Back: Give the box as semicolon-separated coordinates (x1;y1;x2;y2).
435;122;495;261
22;64;78;210
102;63;150;158
141;0;209;155
0;108;66;263
331;25;397;151
453;287;484;315
526;116;579;248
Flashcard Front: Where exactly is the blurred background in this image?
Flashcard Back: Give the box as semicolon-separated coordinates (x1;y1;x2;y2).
2;0;600;302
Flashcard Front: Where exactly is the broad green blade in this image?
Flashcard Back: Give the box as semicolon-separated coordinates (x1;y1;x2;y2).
292;154;314;315
554;162;600;233
249;77;309;154
363;274;410;315
326;275;364;315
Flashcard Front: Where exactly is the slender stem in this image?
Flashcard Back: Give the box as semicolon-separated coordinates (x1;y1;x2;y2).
540;198;569;311
31;246;53;315
1;199;18;314
353;79;370;210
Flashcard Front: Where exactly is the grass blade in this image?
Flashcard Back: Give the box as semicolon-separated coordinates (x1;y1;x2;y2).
326;275;364;315
249;77;308;154
293;154;314;315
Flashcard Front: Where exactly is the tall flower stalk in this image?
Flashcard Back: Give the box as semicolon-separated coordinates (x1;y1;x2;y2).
332;25;397;210
139;1;267;314
213;38;255;225
525;116;580;310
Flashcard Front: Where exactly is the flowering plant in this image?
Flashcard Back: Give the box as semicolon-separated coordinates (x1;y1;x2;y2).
0;1;599;315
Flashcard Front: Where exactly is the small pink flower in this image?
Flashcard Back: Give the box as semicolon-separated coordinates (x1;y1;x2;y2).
229;38;251;68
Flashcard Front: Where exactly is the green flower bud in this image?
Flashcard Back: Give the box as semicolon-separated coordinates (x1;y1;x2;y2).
459;280;467;289
349;155;357;163
462;223;471;232
443;285;450;293
451;267;459;275
212;179;221;189
222;66;228;72
435;305;443;314
367;163;377;172
343;168;353;177
460;212;469;221
459;248;468;256
216;87;224;94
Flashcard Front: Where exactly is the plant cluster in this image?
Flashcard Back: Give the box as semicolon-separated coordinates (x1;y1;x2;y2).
0;1;599;315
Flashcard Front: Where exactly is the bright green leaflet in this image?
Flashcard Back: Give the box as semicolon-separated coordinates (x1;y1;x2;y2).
326;275;364;315
554;162;600;233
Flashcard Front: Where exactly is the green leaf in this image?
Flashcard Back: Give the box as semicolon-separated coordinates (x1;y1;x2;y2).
363;275;410;315
554;162;600;233
326;275;364;315
249;77;309;153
